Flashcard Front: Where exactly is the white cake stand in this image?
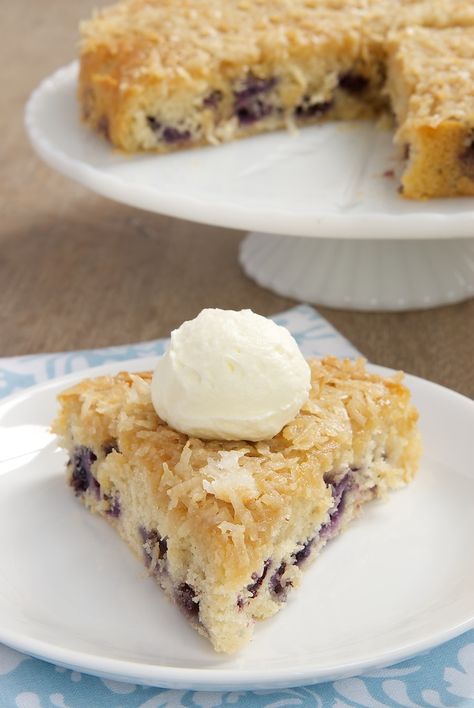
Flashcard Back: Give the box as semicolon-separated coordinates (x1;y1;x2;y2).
25;63;474;311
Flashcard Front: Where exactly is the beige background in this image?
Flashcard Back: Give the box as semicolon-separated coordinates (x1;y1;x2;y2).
1;0;473;397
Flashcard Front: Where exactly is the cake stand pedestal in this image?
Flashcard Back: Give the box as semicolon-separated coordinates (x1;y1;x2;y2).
240;233;474;311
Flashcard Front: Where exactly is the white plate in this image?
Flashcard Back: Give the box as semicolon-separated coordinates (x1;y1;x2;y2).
0;358;473;690
25;63;474;240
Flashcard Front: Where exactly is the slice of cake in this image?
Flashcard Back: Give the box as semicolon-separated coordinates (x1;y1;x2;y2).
385;25;474;199
53;356;420;653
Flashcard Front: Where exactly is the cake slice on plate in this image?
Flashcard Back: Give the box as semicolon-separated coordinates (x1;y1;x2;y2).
53;310;420;653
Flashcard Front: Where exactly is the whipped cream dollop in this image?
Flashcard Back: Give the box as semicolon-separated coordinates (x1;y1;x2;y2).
151;308;311;441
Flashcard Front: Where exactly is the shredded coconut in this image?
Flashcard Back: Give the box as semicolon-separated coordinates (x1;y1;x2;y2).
202;451;258;502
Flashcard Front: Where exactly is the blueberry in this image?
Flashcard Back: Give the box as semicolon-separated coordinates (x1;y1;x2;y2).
176;583;199;618
158;536;168;558
106;493;121;518
460;137;474;179
236;101;273;124
103;439;119;455
293;537;314;566
332;473;352;500
234;75;277;103
338;72;369;94
203;89;223;108
162;126;191;143
146;117;191;143
70;446;98;496
294;99;332;120
270;562;290;600
139;527;167;567
246;558;271;598
147;116;161;133
234;75;277;125
320;473;353;537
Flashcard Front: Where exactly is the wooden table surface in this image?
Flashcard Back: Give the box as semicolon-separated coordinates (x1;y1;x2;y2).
1;0;473;398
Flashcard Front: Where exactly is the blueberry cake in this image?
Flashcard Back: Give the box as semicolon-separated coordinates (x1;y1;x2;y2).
79;0;387;152
78;0;474;198
53;357;420;653
386;26;474;199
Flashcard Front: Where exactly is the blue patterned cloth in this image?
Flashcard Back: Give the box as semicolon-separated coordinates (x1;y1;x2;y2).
0;305;472;708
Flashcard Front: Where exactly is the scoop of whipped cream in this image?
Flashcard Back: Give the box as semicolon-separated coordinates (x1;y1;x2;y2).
151;308;311;441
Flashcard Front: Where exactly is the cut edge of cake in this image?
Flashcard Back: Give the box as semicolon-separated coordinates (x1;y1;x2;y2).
386;25;474;199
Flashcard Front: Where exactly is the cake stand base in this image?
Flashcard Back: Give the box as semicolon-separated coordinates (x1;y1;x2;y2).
239;233;474;311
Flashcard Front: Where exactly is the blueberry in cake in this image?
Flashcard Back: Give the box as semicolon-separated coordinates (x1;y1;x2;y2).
78;0;474;198
53;353;420;653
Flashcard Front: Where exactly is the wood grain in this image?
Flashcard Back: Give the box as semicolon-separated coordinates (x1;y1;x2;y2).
1;0;473;398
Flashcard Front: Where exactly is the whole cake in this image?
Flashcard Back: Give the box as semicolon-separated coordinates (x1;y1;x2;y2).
78;0;474;198
53;310;421;653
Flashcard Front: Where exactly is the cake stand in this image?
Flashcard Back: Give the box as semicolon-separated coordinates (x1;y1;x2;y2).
25;63;474;311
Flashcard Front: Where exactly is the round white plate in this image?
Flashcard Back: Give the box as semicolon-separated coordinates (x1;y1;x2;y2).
0;358;473;690
25;63;474;240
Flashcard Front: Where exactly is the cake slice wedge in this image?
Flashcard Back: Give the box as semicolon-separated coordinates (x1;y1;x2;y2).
53;356;420;653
